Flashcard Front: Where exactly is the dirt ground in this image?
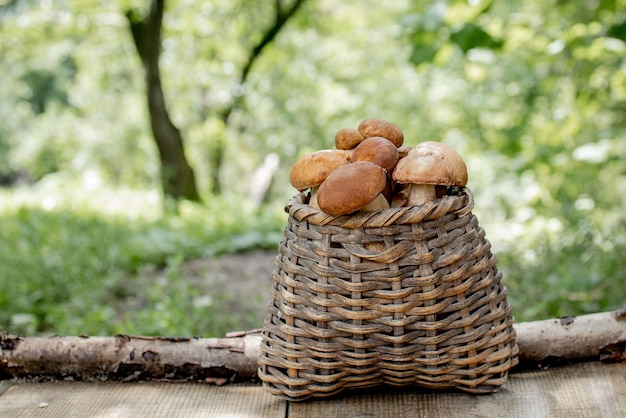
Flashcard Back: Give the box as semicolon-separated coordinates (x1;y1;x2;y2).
180;249;278;329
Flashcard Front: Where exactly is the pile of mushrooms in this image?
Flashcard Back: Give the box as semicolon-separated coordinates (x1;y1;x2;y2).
289;118;468;216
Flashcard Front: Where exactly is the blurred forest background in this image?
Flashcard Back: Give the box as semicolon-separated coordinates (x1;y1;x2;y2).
1;0;624;337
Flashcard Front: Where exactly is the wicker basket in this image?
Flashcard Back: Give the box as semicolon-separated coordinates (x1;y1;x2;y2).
258;188;519;401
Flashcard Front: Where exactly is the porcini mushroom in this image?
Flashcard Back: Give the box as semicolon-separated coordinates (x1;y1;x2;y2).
392;141;467;206
317;161;388;216
350;136;400;173
357;118;404;147
335;128;365;150
397;145;412;159
360;192;390;212
290;149;352;207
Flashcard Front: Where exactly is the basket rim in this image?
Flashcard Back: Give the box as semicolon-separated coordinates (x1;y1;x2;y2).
285;187;474;229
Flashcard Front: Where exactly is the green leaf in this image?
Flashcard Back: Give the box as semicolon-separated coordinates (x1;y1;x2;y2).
409;43;439;66
449;22;502;53
595;0;617;15
607;20;626;41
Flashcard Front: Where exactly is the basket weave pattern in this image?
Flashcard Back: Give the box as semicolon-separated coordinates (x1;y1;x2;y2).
259;189;519;400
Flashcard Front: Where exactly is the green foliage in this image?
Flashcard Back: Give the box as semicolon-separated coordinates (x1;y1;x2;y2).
500;215;626;320
449;23;502;53
0;179;284;336
402;0;626;321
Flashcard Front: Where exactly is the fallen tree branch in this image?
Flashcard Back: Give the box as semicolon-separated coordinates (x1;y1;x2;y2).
1;310;624;382
514;309;626;366
0;330;262;384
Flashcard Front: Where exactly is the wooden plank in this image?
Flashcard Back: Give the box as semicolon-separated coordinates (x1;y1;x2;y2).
0;382;286;418
0;381;13;397
0;362;624;417
288;362;626;418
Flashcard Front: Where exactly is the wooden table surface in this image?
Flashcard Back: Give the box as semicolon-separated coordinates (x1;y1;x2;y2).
1;361;624;417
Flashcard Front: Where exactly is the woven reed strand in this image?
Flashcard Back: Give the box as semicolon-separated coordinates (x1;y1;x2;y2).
259;189;519;401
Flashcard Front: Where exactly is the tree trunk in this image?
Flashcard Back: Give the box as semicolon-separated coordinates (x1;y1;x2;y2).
127;0;305;198
1;310;624;383
126;0;200;203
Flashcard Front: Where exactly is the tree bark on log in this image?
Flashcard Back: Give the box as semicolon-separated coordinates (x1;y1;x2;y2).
1;310;624;383
514;309;626;365
0;331;262;384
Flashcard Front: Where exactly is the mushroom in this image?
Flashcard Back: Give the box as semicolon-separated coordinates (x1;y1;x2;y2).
289;149;352;208
357;118;404;147
317;161;388;216
390;183;411;208
391;141;467;206
397;145;412;159
335;128;365;150
360;192;390;212
350;136;399;174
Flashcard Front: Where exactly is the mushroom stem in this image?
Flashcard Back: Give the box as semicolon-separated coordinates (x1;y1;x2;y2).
360;193;390;212
308;186;320;209
407;184;436;206
391;183;410;207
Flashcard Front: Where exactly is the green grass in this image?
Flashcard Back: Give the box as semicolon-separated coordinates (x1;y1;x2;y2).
1;177;624;337
0;178;285;337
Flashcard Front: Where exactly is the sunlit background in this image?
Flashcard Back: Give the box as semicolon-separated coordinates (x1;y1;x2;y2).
1;0;625;336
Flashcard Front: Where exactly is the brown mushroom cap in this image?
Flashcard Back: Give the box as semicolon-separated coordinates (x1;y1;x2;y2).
392;141;467;187
397;145;412;159
317;161;388;216
290;149;352;191
357;118;404;147
335;128;365;150
350;136;399;173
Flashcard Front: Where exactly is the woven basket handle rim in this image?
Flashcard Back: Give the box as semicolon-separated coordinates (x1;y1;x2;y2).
285;187;474;228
